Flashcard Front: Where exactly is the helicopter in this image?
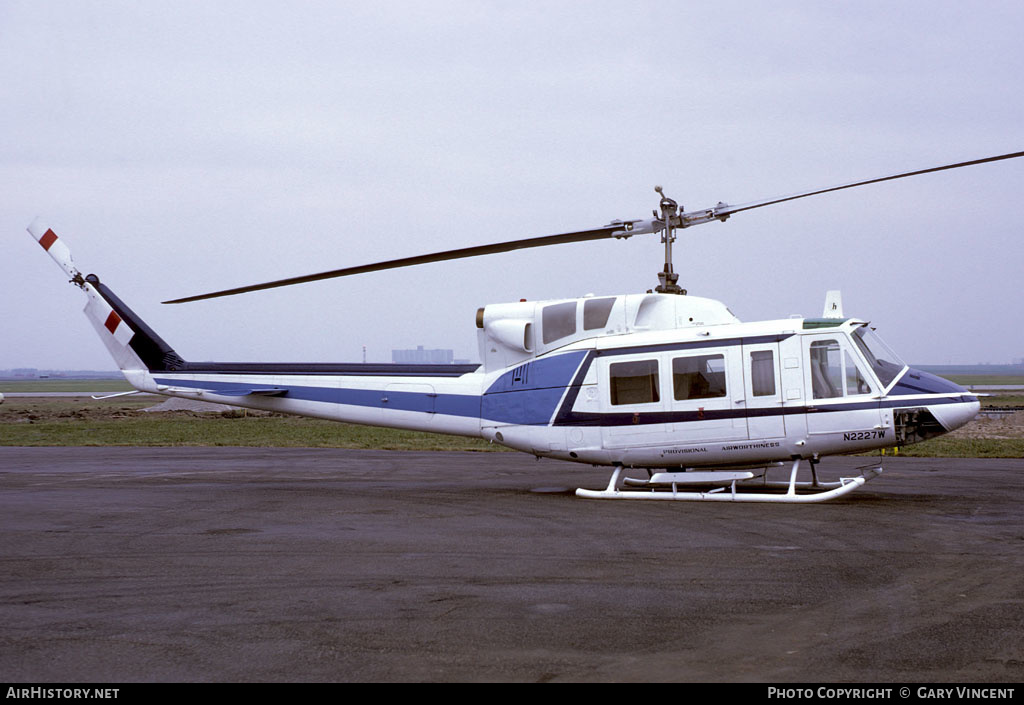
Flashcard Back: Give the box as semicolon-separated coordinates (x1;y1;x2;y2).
26;150;1023;503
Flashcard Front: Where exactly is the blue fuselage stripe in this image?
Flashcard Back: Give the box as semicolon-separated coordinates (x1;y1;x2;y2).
153;377;482;418
154;356;975;426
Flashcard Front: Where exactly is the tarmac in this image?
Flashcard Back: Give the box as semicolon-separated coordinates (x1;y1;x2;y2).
0;447;1021;683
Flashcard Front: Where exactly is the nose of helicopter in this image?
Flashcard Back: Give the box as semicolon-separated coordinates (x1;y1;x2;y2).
899;367;981;432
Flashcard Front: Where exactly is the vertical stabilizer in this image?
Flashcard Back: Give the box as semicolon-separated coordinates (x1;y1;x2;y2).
26;221;181;385
81;282;149;372
84;275;187;372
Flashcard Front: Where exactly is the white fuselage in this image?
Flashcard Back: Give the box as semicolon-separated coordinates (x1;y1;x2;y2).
121;293;978;470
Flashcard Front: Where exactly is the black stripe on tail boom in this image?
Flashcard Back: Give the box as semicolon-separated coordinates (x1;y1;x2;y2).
86;274;480;377
86;275;188;371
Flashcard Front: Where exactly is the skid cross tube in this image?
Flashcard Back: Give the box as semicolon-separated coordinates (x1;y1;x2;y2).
575;460;883;503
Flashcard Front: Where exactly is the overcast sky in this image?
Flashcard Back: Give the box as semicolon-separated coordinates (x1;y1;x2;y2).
2;1;1023;371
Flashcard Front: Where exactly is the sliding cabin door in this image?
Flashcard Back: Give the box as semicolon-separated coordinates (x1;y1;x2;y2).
599;355;668;449
666;346;748;443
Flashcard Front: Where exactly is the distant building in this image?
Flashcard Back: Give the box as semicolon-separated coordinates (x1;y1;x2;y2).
1;368;123;380
392;346;455;364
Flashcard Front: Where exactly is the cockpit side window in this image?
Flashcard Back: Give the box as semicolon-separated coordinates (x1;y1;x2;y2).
844;350;872;396
810;339;874;399
810;340;843;399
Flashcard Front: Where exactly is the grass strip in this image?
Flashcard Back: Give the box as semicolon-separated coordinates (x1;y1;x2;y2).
0;413;506;451
872;437;1024;459
2;413;1021;457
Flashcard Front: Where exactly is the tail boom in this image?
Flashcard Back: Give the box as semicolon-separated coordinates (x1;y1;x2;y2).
27;221;486;436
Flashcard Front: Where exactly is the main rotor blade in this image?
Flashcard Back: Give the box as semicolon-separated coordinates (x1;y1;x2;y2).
717;150;1024;218
163;224;623;304
165;149;1024;303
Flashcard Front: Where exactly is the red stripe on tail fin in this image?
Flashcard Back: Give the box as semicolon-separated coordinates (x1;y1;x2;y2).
104;311;121;334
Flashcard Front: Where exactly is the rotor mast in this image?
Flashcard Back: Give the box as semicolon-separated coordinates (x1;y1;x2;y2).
654;185;683;295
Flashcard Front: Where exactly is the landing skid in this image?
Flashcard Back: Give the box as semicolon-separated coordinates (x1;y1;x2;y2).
575;458;882;503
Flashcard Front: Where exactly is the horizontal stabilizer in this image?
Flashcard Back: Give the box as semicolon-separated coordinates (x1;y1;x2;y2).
156;384;289;397
212;387;289;397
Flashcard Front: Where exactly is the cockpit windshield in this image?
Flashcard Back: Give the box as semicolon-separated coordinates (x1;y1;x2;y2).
851;325;905;388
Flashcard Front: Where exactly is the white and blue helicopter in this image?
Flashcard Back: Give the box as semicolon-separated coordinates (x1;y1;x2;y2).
27;151;1022;502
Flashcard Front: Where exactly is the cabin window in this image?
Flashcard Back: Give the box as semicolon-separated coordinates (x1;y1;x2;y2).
672;354;726;401
750;350;776;397
542;302;577;344
610;359;660;405
583;297;616;330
